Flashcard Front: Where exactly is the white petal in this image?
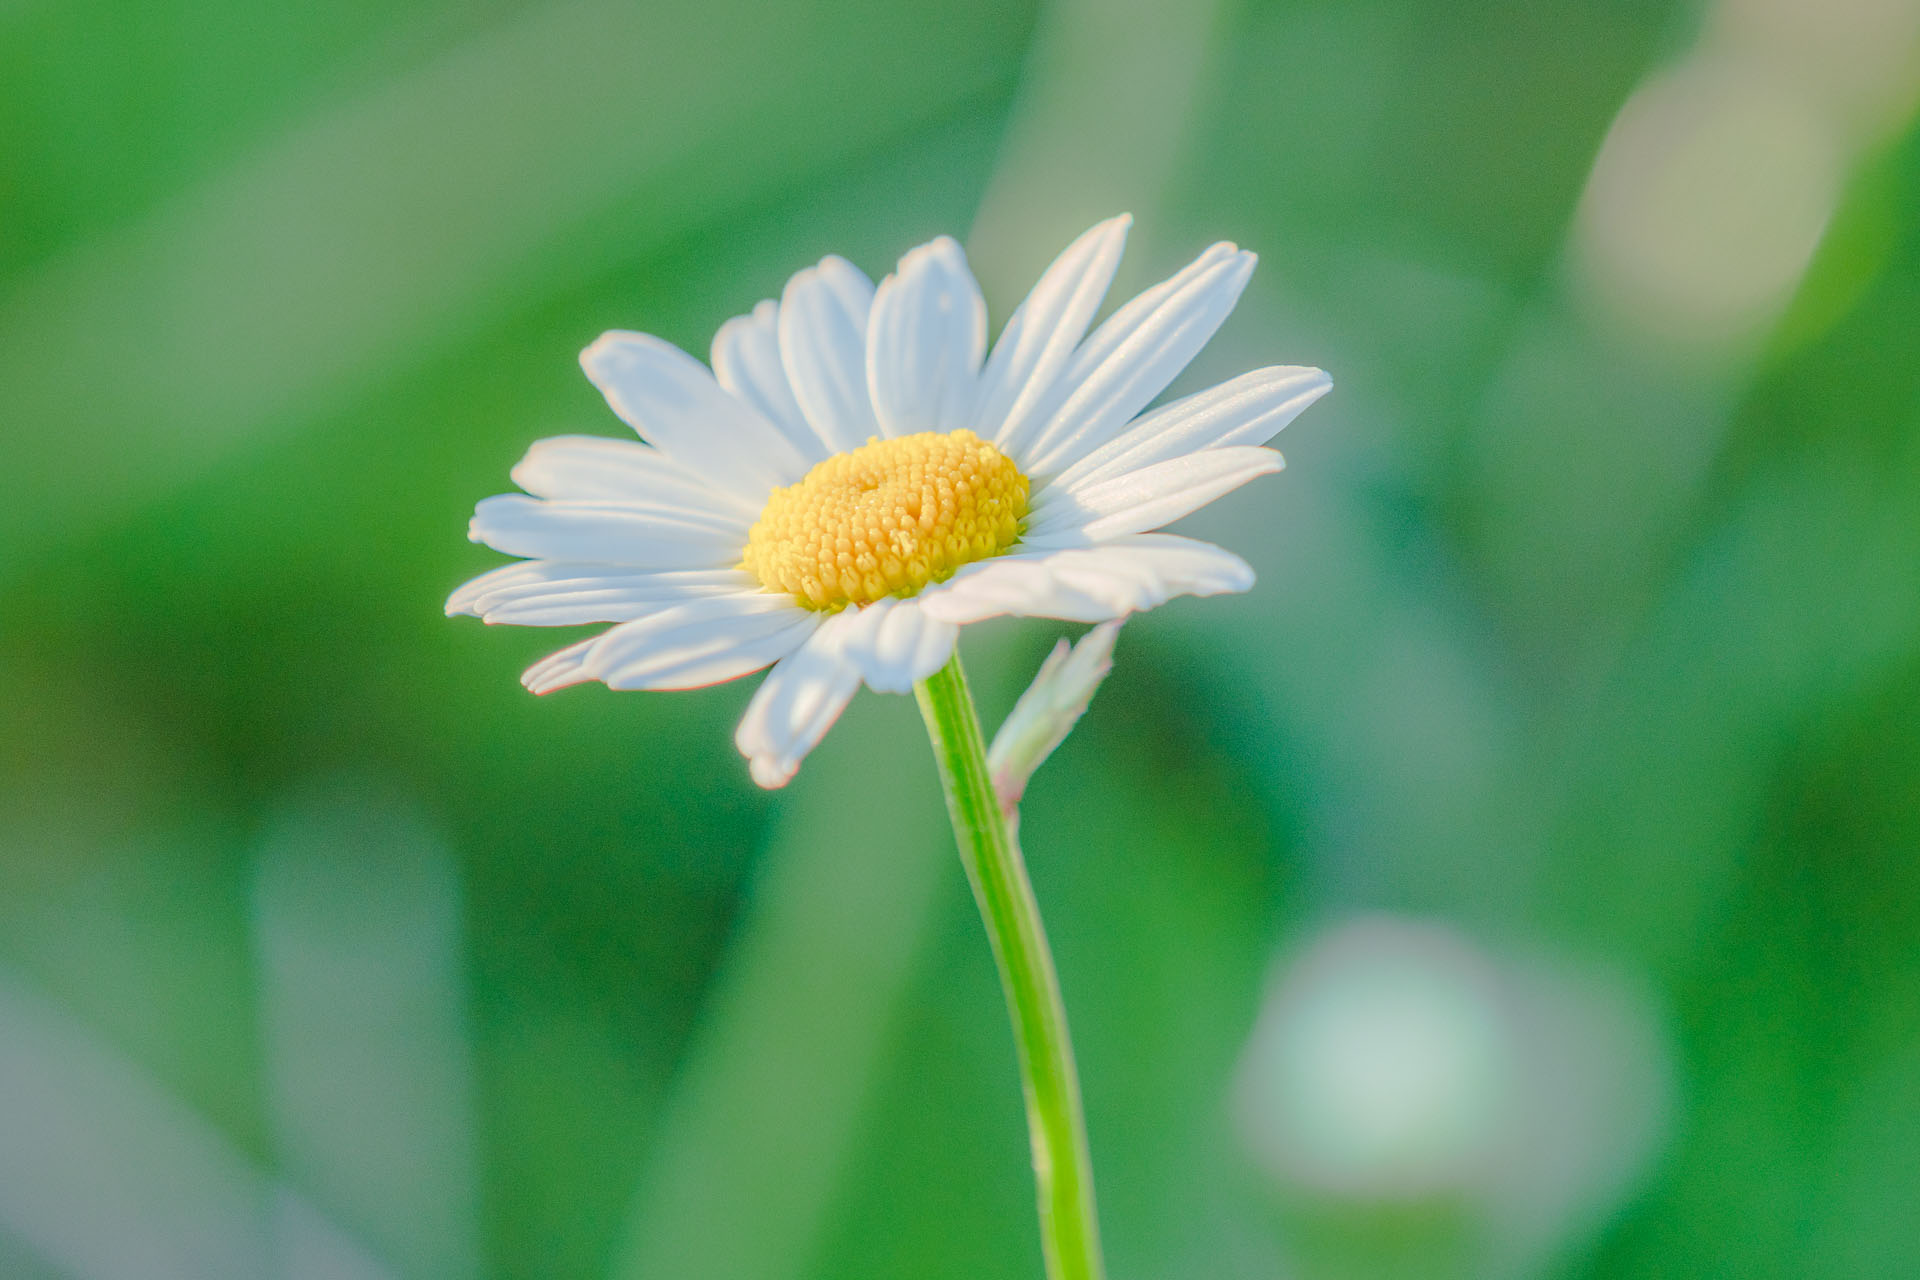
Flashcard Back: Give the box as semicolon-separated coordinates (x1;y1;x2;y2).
467;495;744;568
867;237;986;438
583;593;818;691
779;256;879;454
712;300;830;465
522;636;599;694
580;331;813;505
447;563;755;626
833;597;957;694
1018;244;1258;478
1055;534;1255;608
914;555;1120;624
448;560;550;616
1045;366;1330;494
734;611;868;789
982;215;1131;457
1043;553;1167;613
1022;446;1283;546
509;435;751;523
918;535;1254;625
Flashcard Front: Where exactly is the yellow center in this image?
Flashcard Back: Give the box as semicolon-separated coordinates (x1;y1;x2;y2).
743;429;1029;610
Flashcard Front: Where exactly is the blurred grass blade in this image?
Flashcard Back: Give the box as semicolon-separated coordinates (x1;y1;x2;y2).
967;0;1229;301
0;0;1026;575
606;697;951;1280
251;779;480;1280
0;966;395;1280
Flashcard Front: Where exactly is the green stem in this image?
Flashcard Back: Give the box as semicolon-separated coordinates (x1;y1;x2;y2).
915;651;1106;1280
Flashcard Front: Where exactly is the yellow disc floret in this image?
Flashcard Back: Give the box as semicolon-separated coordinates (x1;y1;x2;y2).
743;429;1029;610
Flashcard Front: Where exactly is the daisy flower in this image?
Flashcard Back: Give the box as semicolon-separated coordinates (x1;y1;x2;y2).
448;215;1330;787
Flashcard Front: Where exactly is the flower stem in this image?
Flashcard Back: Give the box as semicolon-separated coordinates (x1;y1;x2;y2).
915;651;1106;1280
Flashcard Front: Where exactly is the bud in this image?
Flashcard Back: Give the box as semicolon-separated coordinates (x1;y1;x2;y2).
987;622;1122;811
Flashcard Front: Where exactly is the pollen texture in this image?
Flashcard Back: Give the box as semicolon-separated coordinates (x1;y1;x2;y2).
743;429;1028;610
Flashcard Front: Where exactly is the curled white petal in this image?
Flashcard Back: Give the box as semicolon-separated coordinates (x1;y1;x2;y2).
467;495;745;568
1047;366;1330;494
923;556;1122;624
919;534;1255;625
868;237;987;439
779;256;879;454
712;299;830;465
735;611;868;789
833;598;958;694
1024;446;1283;546
580;594;818;691
446;564;755;626
1017;244;1257;479
983;215;1131;457
521;637;599;695
580;331;812;505
507;434;747;518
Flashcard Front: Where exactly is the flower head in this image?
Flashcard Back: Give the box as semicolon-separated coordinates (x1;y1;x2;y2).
448;217;1330;787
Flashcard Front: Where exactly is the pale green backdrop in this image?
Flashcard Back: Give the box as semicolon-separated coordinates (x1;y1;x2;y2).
4;0;1919;1277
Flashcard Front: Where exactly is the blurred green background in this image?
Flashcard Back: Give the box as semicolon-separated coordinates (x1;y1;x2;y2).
5;0;1920;1276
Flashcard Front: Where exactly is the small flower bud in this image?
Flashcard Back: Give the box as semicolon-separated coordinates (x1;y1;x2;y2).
986;621;1122;811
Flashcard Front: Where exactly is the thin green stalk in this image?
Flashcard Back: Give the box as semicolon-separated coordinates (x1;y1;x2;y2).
914;651;1105;1280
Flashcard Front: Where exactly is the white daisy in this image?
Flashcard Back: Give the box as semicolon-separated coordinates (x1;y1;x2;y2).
448;215;1330;788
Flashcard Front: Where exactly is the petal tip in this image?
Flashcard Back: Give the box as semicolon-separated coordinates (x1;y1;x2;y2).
578;330;622;372
748;755;798;789
579;329;670;380
1084;213;1134;258
891;234;971;282
813;253;871;287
